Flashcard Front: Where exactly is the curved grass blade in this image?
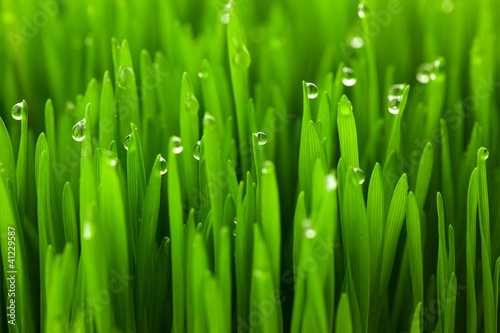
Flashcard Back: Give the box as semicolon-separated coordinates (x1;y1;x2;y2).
407;192;424;306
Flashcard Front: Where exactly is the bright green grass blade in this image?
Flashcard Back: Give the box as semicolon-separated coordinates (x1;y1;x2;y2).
342;168;370;332
154;237;172;331
335;293;353;333
0;116;17;198
449;225;456;274
385;85;410;160
477;147;496;333
337;95;359;169
191;233;209;332
466;168;478;333
444;273;458;333
367;163;384;303
298;81;313;205
424;57;446;138
82;78;100;150
494;257;500;329
126;123;146;260
0;154;35;332
140;50;157;170
185;210;196;333
379;174;408;294
409;302;422;333
99;71;118;149
440;119;455;225
436;192;450;333
199;59;225;137
203;113;224;270
260;161;281;290
62;182;79;261
317;91;332;166
44;244;77;333
293;192;306;276
217;226;232;333
250;224;283;333
179;72;200;207
15;100;28;221
168;136;186;333
414;142;434;209
227;3;251;173
407;192;424;306
136;155;163;331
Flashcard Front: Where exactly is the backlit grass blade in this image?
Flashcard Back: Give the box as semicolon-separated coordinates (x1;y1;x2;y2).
436;193;450;332
168;136;186;333
199;59;225;137
414;142;434;209
16;100;28;221
385;85;410;159
409;302;422;333
440;119;455;226
293;192;306;275
217;226;232;333
444;273;457;333
62;182;79;261
379;174;408;295
337;95;359;169
99;71;118;149
466;168;478;333
317;92;332;166
335;293;353;333
0;116;17;198
407;192;424;306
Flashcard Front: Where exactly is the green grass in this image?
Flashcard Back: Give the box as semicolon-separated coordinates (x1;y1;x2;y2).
1;0;500;332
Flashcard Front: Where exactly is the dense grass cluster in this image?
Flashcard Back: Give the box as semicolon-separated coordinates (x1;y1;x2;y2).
1;0;500;332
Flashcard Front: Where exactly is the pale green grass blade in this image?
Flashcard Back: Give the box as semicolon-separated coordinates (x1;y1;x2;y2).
466;168;478;333
99;71;118;149
409;302;422;333
407;192;424;306
337;95;359;169
335;293;353;333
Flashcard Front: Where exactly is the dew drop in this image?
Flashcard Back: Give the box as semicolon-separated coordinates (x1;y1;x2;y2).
110;159;118;167
388;84;405;100
431;57;446;79
203;114;216;128
441;0;454;13
233;229;237;236
262;161;273;174
347;27;364;49
172;136;183;154
234;217;237;224
193;141;201;160
185;94;199;114
160;156;168;175
83;222;92;240
254;132;267;145
232;44;251;69
353;168;365;184
11;102;23;120
221;13;229;24
118;66;134;89
124;134;131;150
416;63;433;84
479;147;489;160
305;228;317;239
306;82;319;99
358;1;370;18
324;174;338;192
72;119;86;142
342;67;357;87
388;98;401;114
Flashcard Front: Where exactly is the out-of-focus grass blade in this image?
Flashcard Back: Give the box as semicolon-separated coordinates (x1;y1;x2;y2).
0;116;17;198
440;119;455;225
444;273;457;333
409;302;422;333
407;192;424;306
335;293;353;333
316;92;332;166
217;226;232;333
293;192;306;276
199;59;225;137
62;182;79;261
99;71;118;149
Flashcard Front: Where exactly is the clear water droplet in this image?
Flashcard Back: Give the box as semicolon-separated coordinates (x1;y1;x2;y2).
305;228;317;239
172;136;183;154
110;159;118;167
255;132;267;145
342;67;357;86
221;13;229;24
160;156;168;175
72;119;86;142
83;222;92;240
193;141;201;160
306;82;319;99
203;114;216;128
324;174;338;192
441;0;454;13
262;161;273;174
388;84;405;100
185;94;199;114
353;168;365;184
479;147;489;160
347;27;364;49
11;102;23;120
232;44;251;69
124;134;131;150
118;66;134;89
358;1;370;18
416;63;433;84
431;57;445;79
234;217;237;224
388;98;401;114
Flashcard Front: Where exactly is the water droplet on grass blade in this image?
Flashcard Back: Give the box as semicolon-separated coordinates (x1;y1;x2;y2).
172;136;183;154
416;63;433;84
221;13;229;24
11;102;23;120
306;82;318;99
342;67;357;86
203;114;216;128
387;84;405;114
232;44;251;69
233;230;237;236
479;147;489;160
358;1;370;18
72;119;86;142
234;217;237;224
388;99;401;114
325;174;338;192
305;228;317;239
353;168;365;184
254;132;267;145
124;134;131;150
262;161;273;174
431;57;445;79
83;222;92;239
118;66;134;89
160;156;168;174
193;141;201;160
185;95;199;113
